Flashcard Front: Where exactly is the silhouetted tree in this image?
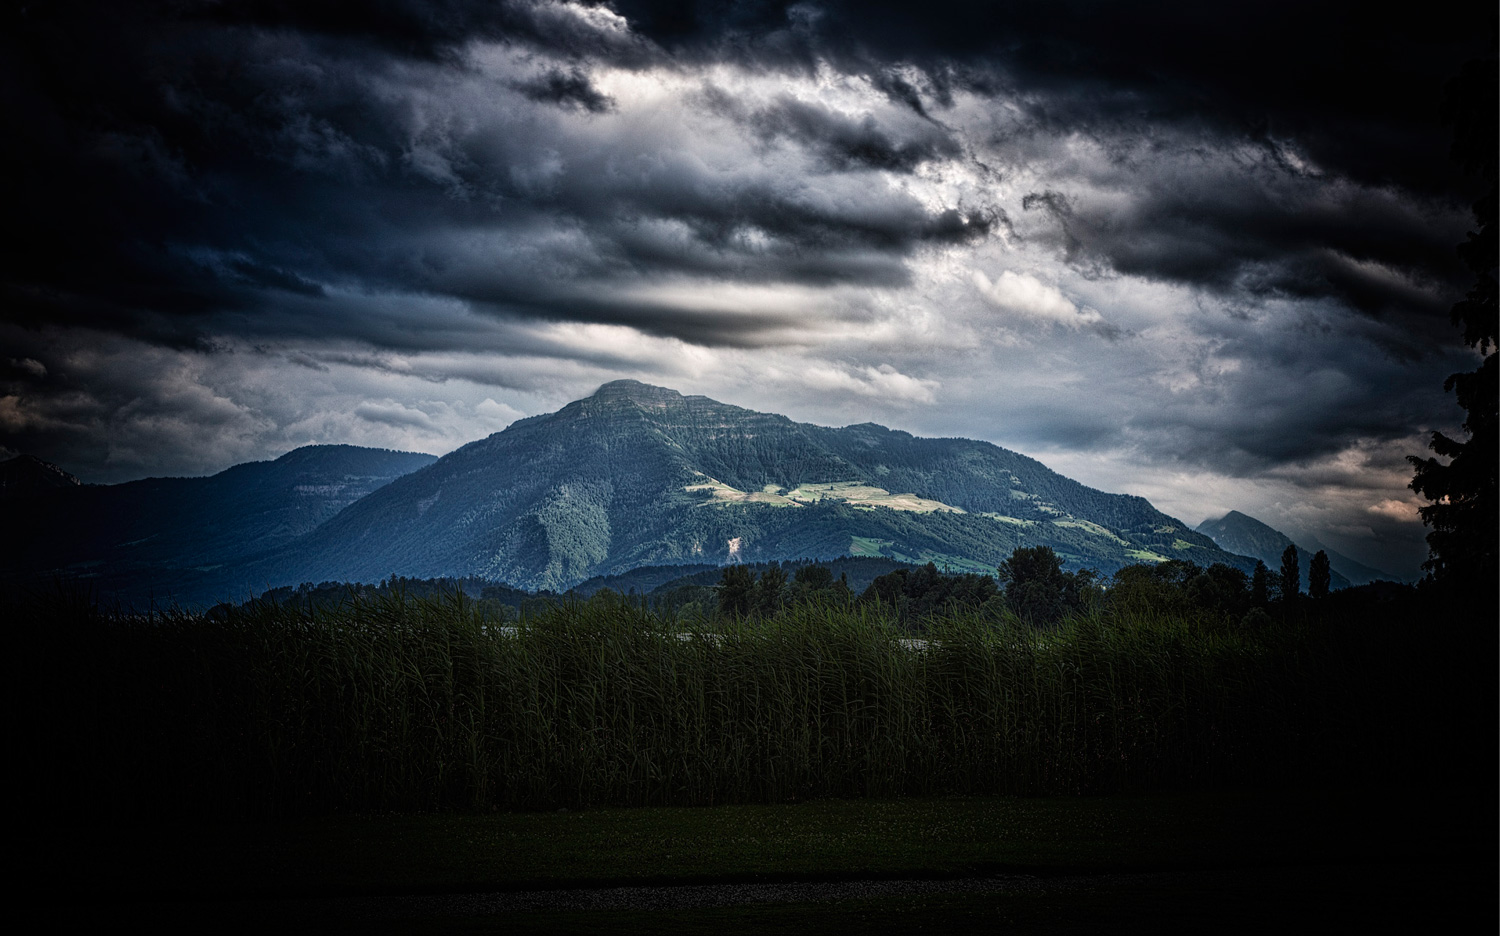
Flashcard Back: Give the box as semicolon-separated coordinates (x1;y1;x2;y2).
789;563;842;606
753;563;788;615
1059;568;1103;616
1109;560;1198;615
862;568;911;612
1251;560;1271;608
998;546;1099;625
1278;544;1300;602
1107;560;1249;620
860;562;999;628
836;571;852;600
999;546;1065;624
1408;55;1498;609
717;564;755;617
1186;563;1253;618
1308;550;1332;599
793;564;833;590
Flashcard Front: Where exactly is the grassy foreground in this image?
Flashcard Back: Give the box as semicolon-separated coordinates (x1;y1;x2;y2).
33;788;1496;932
14;585;1494;931
44;788;1491;899
16;586;1491;820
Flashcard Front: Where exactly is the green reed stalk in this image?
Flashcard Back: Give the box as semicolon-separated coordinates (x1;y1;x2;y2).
11;584;1487;820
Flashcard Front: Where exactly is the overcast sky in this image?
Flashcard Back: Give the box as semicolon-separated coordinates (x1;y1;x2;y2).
4;1;1494;577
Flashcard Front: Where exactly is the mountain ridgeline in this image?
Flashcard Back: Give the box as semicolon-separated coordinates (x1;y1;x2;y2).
0;453;82;498
2;445;438;602
251;381;1255;594
1195;510;1398;587
7;382;1281;604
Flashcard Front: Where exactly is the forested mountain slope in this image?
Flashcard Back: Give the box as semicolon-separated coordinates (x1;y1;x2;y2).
3;445;437;601
257;381;1254;593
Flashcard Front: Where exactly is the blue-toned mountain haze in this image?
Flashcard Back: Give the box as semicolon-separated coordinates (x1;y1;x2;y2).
1195;510;1402;587
2;445;436;601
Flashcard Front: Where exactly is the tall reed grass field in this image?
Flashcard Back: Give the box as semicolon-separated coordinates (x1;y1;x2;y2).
13;586;1489;820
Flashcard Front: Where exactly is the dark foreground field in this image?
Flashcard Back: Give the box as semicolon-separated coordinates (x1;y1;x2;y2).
31;787;1496;933
14;585;1496;931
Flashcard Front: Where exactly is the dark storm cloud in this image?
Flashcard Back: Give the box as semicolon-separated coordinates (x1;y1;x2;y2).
613;0;1491;315
10;0;1485;354
616;0;1493;189
190;0;661;66
869;69;930;118
1019;169;1469;324
600;220;916;287
1099;300;1477;478
1149;365;1452;473
736;92;960;172
355;401;436;429
4;0;993;353
222;258;329;298
515;68;617;112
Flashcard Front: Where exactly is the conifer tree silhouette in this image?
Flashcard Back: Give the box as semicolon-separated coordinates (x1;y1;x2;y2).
1309;550;1332;599
1408;56;1498;610
1278;544;1300;603
1251;560;1271;608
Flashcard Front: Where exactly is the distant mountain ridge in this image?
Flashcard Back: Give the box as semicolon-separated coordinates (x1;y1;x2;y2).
1295;533;1400;587
8;384;1292;605
1195;510;1399;587
0;453;81;498
2;445;437;601
244;380;1259;596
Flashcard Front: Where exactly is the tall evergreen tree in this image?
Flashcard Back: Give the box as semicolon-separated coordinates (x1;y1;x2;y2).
1251;560;1271;607
790;564;839;606
1408;56;1498;609
717;564;756;617
998;546;1066;625
793;564;833;590
997;546;1101;625
1278;544;1300;602
753;563;788;616
1308;550;1332;599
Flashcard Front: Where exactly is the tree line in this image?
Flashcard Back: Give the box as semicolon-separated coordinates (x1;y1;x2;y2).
712;543;1342;629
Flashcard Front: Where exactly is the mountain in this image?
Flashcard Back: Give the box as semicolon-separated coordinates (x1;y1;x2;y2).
251;381;1258;594
1296;535;1401;587
2;445;437;601
0;454;81;498
1195;511;1396;588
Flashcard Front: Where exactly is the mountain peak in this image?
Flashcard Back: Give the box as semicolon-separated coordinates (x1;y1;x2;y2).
590;379;684;404
1197;511;1288;555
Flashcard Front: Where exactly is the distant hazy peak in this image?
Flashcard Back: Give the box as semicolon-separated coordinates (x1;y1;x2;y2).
1196;509;1395;587
1199;510;1274;535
